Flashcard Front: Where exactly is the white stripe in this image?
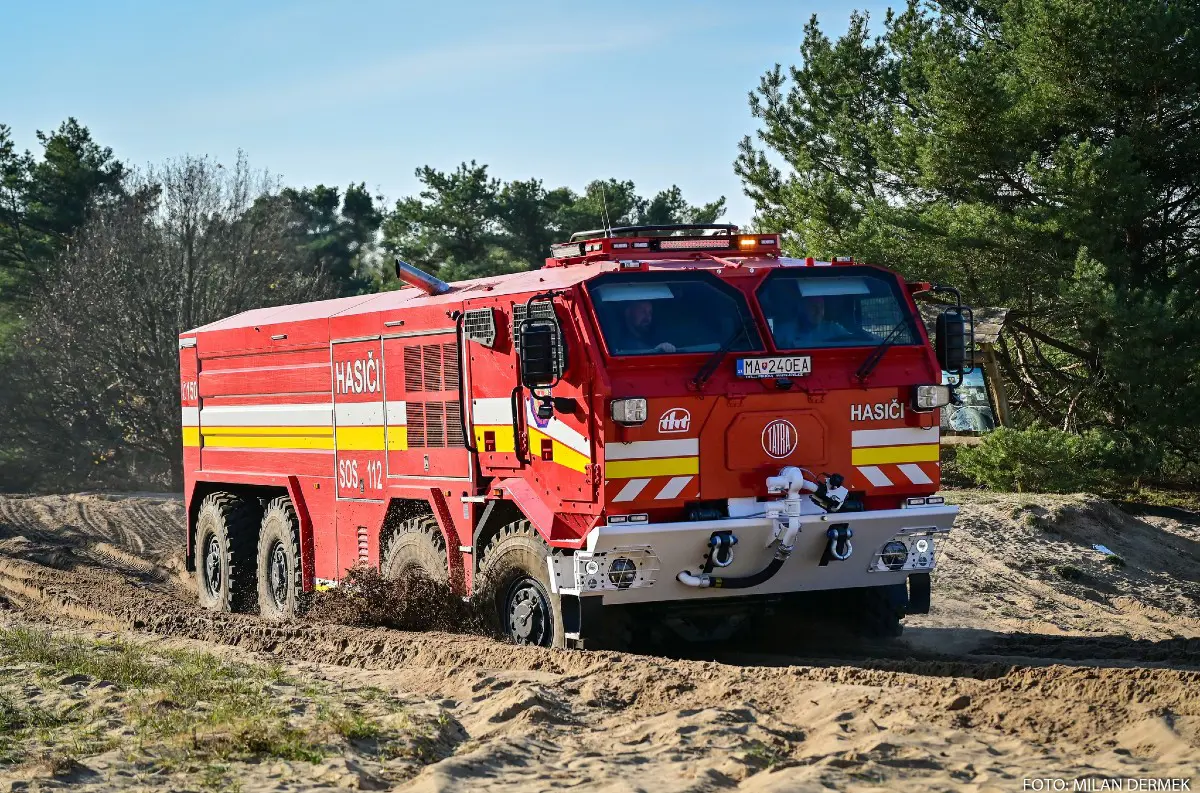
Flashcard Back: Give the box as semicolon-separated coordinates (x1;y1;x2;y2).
385;400;407;426
199;404;332;427
613;479;650;502
605;439;699;461
858;465;894;487
851;427;940;448
898;464;933;485
181;407;199;426
525;401;589;456
472;397;513;424
655;476;692;500
335;402;384;425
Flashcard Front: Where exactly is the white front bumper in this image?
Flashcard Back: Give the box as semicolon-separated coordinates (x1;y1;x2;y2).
548;505;958;604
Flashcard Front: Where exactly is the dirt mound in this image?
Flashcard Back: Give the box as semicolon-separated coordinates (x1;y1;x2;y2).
0;489;1198;790
915;491;1200;641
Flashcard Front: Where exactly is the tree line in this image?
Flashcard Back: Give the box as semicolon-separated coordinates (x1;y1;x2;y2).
2;0;1197;492
0;124;720;490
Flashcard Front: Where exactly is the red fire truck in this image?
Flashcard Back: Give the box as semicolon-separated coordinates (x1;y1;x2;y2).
180;224;972;648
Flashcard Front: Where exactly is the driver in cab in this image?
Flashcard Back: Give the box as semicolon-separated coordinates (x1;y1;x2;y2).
614;299;676;354
775;295;853;348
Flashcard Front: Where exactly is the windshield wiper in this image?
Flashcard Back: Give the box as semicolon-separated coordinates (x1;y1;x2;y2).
691;316;752;391
855;319;911;382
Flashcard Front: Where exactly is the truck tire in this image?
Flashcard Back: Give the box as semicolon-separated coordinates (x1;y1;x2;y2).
256;496;305;621
195;492;260;613
477;520;564;648
381;515;449;585
854;583;907;638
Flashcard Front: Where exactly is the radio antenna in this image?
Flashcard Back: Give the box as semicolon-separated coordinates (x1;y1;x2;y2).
600;182;613;238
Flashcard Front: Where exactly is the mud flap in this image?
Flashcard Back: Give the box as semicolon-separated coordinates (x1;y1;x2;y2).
907;572;931;614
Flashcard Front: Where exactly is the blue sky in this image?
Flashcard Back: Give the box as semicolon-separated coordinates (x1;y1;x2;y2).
3;0;894;226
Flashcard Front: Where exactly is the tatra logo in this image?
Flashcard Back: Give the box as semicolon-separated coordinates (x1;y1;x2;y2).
334;351;381;395
762;419;798;459
658;408;691;434
850;400;905;422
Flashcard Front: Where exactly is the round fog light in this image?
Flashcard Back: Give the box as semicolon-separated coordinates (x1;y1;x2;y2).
916;539;930;554
585;560;600;575
880;541;908;571
608;557;637;589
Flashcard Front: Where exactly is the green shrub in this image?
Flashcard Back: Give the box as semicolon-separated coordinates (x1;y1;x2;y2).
1053;564;1084;582
956;425;1154;494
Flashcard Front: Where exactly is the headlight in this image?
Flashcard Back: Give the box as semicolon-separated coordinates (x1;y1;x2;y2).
915;538;930;554
608;557;637;589
880;541;908;571
610;398;647;426
914;385;951;409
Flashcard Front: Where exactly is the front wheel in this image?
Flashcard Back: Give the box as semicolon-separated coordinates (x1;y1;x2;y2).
477;521;564;648
852;583;907;638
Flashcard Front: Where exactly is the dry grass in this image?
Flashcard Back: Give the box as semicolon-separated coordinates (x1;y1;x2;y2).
0;626;457;785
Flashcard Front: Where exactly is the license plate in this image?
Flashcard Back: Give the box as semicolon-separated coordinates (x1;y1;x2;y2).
736;356;812;378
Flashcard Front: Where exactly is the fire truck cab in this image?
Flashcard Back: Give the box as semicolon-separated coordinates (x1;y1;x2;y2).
180;224;973;648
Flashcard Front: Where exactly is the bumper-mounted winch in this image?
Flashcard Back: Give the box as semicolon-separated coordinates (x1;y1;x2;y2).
676;467;849;589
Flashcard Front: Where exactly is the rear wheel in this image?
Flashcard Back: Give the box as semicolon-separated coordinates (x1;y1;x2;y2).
381;515;449;586
256;496;305;620
194;493;260;613
478;520;564;648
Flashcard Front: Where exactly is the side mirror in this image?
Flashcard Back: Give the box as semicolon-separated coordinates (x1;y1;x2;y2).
935;308;969;374
518;316;565;389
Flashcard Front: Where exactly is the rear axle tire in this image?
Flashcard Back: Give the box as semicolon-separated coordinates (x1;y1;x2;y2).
256;496;305;621
381;515;449;586
478;520;564;648
194;492;260;613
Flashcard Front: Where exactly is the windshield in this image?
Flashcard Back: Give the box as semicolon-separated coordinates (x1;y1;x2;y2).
587;271;764;356
756;267;920;350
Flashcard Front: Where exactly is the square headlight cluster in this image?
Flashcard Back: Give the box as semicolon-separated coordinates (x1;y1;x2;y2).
914;385;951;410
610;398;647;425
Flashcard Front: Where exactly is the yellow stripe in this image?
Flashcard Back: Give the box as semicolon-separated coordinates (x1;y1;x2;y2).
335;426;386;451
386;426;408;451
606;456;699;479
182;427;200;447
202;425;332;437
851;444;940;465
474;424;516;453
202;433;334;450
529;429;589;473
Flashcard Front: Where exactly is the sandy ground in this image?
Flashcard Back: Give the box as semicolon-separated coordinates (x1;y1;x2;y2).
0;490;1197;791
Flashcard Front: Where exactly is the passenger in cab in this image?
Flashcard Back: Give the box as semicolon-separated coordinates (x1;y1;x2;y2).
774;295;854;348
613;299;677;354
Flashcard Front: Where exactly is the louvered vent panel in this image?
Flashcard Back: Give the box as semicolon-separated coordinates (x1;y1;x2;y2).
403;346;423;392
422;344;443;392
408;403;426;446
512;302;566;364
425;401;446;448
462;307;497;347
511;302;558;346
445;400;464;447
442;342;460;391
